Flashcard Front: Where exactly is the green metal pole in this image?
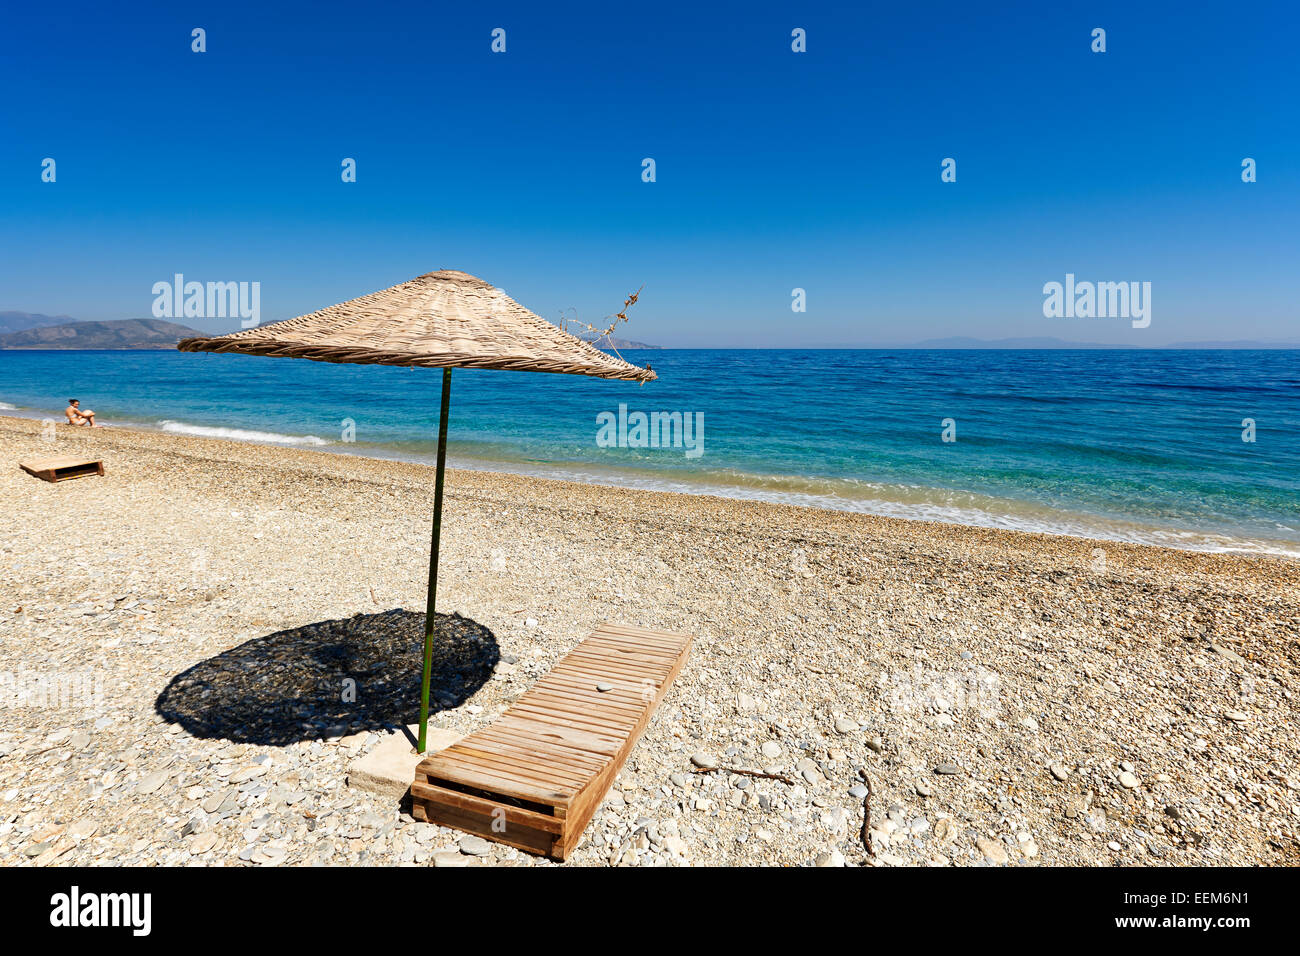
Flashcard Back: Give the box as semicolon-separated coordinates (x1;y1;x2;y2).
417;367;453;754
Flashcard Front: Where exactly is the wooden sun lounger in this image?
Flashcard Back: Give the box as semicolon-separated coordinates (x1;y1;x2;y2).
19;456;104;483
411;623;693;860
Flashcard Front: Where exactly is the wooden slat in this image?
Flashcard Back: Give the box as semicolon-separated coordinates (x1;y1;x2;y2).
524;685;645;717
581;633;684;654
559;654;666;677
554;658;664;681
454;734;603;773
517;687;641;719
499;709;628;747
515;694;638;730
453;736;599;779
411;785;560;857
429;756;576;806
412;623;692;860
470;727;612;770
591;624;686;647
441;745;589;790
566;645;678;665
560;642;674;664
478;723;618;764
410;781;565;834
535;671;653;699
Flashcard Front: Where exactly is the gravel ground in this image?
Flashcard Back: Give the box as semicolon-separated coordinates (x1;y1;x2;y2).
2;415;1298;867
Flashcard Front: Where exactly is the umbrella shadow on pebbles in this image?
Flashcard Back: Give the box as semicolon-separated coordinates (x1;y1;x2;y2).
155;609;498;747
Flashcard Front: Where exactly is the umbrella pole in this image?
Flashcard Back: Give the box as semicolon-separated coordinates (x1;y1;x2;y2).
418;367;453;754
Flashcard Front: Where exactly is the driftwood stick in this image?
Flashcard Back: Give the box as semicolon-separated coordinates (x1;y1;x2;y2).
691;766;797;785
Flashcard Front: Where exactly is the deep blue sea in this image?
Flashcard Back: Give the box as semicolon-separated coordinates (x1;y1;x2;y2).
3;349;1297;556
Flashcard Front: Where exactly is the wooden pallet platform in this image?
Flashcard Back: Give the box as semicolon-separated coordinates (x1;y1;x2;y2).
19;456;105;483
411;622;692;860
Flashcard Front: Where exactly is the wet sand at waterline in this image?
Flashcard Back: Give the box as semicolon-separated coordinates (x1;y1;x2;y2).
2;414;1297;866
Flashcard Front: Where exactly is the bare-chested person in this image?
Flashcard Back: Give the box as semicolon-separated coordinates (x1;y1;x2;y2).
64;399;100;427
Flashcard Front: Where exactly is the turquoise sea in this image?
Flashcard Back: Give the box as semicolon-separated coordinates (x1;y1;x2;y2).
2;348;1297;556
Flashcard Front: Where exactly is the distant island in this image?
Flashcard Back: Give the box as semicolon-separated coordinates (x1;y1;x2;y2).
905;336;1300;350
0;318;205;349
576;332;662;349
0;311;660;351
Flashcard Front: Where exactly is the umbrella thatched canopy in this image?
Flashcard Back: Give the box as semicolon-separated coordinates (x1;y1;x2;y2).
178;270;656;752
178;269;655;381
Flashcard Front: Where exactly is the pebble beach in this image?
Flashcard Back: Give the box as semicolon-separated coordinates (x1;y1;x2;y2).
2;413;1297;867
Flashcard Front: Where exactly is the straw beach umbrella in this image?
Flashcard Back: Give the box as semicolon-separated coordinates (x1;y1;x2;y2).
178;270;655;752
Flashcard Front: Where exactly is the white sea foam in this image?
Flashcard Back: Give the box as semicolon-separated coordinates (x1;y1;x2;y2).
157;420;330;446
436;455;1300;559
20;405;1286;559
0;402;18;410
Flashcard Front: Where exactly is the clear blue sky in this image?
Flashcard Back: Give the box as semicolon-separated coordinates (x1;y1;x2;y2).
2;0;1296;346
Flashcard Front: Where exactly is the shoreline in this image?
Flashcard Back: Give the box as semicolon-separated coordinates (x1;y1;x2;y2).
2;414;1298;867
3;411;1295;560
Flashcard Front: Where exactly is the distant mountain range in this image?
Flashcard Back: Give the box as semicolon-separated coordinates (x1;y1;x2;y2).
0;310;79;335
0;318;205;349
576;332;662;349
0;311;662;350
3;312;1294;352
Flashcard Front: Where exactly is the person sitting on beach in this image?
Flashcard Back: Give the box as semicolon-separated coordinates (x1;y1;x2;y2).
64;399;101;427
